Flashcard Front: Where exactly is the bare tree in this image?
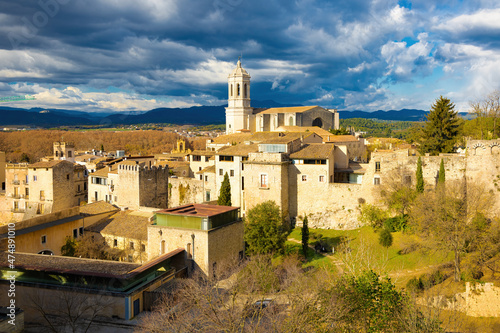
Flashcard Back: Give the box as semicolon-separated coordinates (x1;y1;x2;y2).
469;90;500;139
28;287;113;333
410;179;492;281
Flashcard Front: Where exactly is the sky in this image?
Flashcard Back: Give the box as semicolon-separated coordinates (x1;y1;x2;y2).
0;0;499;113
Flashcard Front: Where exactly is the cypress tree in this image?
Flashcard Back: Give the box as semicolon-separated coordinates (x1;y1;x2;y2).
416;156;424;193
438;159;445;184
302;215;309;258
217;172;232;206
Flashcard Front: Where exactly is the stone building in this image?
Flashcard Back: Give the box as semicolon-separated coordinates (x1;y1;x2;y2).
53;141;75;163
88;158;169;210
87;210;152;264
148;204;244;276
225;60;339;134
5;160;87;219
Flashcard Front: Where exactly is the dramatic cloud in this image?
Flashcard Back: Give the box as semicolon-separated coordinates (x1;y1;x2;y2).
0;0;499;113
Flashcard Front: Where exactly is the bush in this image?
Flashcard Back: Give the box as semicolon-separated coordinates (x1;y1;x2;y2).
419;269;449;290
406;277;423;293
379;228;393;248
384;215;408;232
398;240;421;255
359;204;389;230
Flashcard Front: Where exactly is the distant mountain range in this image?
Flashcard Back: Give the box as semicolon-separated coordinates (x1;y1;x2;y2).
0;102;470;128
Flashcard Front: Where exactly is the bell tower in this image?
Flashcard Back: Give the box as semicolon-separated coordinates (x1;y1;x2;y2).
225;59;252;134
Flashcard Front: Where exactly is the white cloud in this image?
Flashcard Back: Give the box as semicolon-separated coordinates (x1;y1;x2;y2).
434;8;500;34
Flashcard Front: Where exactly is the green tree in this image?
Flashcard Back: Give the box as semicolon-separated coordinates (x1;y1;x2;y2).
61;236;77;256
329;127;350;135
438;159;445;184
20;153;30;163
302;215;309;258
244;201;289;255
379;228;393;248
416;156;424;193
100;144;104;151
419;96;461;155
217;172;232;206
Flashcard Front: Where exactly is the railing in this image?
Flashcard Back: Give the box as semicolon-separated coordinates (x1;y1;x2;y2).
11;194;21;199
11;208;25;213
11;180;20;185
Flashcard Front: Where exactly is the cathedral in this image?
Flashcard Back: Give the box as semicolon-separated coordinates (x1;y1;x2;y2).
225;60;340;134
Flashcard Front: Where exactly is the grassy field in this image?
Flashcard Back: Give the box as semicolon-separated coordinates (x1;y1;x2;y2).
287;226;454;286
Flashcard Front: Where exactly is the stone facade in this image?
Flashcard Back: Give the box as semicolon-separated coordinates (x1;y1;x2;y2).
89;161;169;210
145;220;243;277
167;177;204;207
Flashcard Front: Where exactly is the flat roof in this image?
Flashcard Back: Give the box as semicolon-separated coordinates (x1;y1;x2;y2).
0;215;82;239
156;204;239;217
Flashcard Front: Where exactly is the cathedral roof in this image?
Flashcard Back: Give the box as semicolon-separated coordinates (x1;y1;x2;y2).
229;60;250;77
254;105;321;114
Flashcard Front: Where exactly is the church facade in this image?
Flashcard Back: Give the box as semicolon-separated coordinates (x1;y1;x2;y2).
225;60;340;134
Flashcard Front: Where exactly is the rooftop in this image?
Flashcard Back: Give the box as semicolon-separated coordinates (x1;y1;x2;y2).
323;135;360;143
30;160;73;168
217;143;259;156
90;163;118;177
254;105;320;115
79;201;119;216
290;144;335;159
88;211;152;241
196;165;216;174
276;125;332;137
156;204;239;218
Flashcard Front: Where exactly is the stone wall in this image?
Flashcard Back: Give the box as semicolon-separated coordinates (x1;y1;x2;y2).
138;166;169;209
167;177;204;208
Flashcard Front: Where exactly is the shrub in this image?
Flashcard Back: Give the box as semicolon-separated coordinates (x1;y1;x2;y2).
384;215;408;232
406;277;423;293
379;228;393;248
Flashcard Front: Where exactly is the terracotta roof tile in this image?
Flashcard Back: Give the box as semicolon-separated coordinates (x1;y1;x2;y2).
79;201;119;216
289;144;335;159
254;106;320;114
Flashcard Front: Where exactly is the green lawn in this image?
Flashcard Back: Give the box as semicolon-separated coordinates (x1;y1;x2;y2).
288;226;453;280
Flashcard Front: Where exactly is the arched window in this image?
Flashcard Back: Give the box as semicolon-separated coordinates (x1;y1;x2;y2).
289;116;294;126
230;84;233;97
244;83;247;98
161;240;166;254
312;117;323;128
237;84;240;96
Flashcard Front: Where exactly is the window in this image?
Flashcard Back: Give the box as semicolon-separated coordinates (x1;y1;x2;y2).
68;151;72;158
13;201;19;211
375;162;381;172
199;175;203;180
260;174;268;188
33;175;37;182
302;175;307;182
230;170;234;177
79;227;83;236
199;167;202;171
73;229;78;238
84;182;87;190
40;190;45;201
304;159;326;165
130;241;134;250
319;175;325;182
94;191;98;201
239;251;244;260
41;235;46;244
192;155;201;162
206;191;211;201
237;83;240;96
128;255;133;262
77;184;81;192
219;155;234;162
25;188;29;198
205;156;209;162
113;239;118;247
242;176;244;190
219;169;223;176
55;151;59;157
205;175;208;182
25;175;29;184
374;177;380;185
141;244;146;252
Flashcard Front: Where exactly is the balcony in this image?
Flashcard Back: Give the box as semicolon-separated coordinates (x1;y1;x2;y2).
11;208;25;213
40;197;45;201
11;194;21;199
11;180;20;185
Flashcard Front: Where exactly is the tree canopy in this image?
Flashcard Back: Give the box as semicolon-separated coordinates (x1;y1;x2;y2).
416;157;424;193
419;96;461;155
244;201;289;255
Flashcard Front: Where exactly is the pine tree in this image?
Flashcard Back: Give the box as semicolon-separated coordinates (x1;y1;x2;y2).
217;172;232;206
438;159;445;184
419;96;461;155
416;156;424;193
302;215;309;258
